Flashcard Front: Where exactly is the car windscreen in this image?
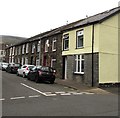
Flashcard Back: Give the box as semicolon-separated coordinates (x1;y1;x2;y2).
15;64;21;67
28;66;34;69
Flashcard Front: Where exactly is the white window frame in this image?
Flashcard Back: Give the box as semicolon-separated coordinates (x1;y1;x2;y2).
52;38;56;51
74;55;84;74
37;41;41;52
45;40;49;52
22;45;25;54
19;46;21;55
22;57;24;65
12;47;15;55
76;30;84;48
26;43;29;53
25;57;28;64
36;59;39;66
9;57;11;63
51;59;56;67
18;58;20;64
15;47;17;55
32;43;35;53
9;48;12;56
63;34;69;50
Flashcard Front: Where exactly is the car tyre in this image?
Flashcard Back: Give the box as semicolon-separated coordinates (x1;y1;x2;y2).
23;73;26;78
17;72;19;76
50;80;54;84
35;77;39;83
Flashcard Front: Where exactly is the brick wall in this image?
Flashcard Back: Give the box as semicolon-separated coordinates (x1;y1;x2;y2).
66;53;99;86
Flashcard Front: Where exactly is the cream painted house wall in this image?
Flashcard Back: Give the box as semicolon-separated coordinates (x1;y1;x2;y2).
99;13;119;83
62;24;99;56
62;12;120;84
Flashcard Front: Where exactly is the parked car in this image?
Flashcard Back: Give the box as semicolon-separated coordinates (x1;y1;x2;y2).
27;66;56;84
6;63;21;73
0;62;9;71
17;64;35;77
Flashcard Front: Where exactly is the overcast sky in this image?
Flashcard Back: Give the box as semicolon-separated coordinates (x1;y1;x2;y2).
0;0;120;38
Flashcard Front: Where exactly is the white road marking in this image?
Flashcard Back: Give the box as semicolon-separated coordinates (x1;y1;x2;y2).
21;83;47;96
29;95;41;98
10;96;25;100
82;92;95;95
60;93;71;96
72;92;83;95
0;98;5;101
45;94;57;96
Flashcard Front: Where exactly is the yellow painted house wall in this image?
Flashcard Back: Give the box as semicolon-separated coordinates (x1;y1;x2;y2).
62;24;99;56
99;13;120;83
62;12;120;84
99;14;120;83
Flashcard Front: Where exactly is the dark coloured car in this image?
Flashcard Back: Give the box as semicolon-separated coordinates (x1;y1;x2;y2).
6;63;22;74
27;66;56;84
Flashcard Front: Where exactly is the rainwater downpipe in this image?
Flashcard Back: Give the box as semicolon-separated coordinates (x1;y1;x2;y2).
92;24;94;87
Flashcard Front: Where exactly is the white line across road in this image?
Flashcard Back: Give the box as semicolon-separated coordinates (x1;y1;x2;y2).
28;95;41;98
10;96;25;100
0;98;5;101
21;83;50;96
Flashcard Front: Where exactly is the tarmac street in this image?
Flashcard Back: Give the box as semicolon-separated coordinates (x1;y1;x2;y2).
1;71;119;116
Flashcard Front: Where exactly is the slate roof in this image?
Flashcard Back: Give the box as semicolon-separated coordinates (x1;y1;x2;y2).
6;6;120;49
62;6;120;31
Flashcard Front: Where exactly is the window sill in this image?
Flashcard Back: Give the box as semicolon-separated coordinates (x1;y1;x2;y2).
63;49;69;51
74;72;84;75
52;49;56;52
76;47;84;49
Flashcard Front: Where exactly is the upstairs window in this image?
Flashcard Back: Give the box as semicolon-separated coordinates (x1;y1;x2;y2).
63;34;69;50
18;46;21;55
22;44;25;54
12;47;15;55
45;40;49;52
52;38;56;51
32;43;35;53
75;55;84;74
9;48;12;56
76;30;84;48
37;41;41;52
15;48;17;55
26;43;29;53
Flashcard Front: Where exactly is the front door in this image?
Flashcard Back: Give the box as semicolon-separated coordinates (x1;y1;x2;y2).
65;57;67;79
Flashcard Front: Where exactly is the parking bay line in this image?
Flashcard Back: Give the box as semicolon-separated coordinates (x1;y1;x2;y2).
29;95;41;98
21;83;48;96
10;96;25;100
0;98;5;101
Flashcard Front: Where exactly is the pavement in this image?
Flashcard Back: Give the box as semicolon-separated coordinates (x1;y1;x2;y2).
55;78;119;95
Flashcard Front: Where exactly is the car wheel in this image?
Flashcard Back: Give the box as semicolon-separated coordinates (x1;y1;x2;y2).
50;80;54;84
17;72;19;76
23;73;26;78
35;77;39;83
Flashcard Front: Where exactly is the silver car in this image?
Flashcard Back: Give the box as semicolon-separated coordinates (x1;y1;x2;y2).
0;62;9;71
17;64;35;78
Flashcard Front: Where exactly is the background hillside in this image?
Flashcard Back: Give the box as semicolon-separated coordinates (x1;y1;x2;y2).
0;35;27;45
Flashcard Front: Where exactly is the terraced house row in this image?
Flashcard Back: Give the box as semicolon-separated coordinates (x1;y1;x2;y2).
5;6;120;86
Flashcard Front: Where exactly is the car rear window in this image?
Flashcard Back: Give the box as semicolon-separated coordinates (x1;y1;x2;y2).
41;67;54;72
